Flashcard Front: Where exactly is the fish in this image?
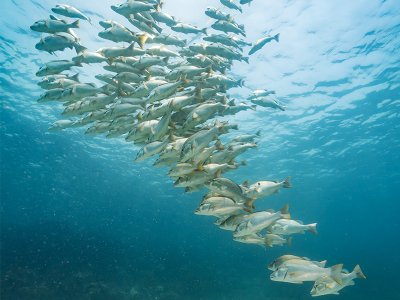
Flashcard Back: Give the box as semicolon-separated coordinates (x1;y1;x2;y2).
98;24;137;44
211;20;246;36
264;234;292;247
205;7;232;22
151;11;179;26
146;45;180;57
62;94;116;116
30;16;79;34
135;140;169;162
233;205;290;237
151;34;186;47
232;130;261;143
203;34;242;50
248;89;276;100
38;73;79;90
240;0;254;4
171;23;207;35
268;255;305;271
97;43;146;58
269;219;318;235
246;177;291;201
220;0;243;13
180;122;235;162
194;199;246;217
270;258;343;284
219;214;251;231
48;119;77;131
250;96;286;111
51;4;91;23
36;60;81;77
111;1;157;17
249;33;280;55
72;51;107;64
311;265;366;296
35;33;86;54
208;177;249;203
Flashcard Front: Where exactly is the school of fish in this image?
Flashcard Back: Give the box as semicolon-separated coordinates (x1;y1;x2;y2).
31;0;365;296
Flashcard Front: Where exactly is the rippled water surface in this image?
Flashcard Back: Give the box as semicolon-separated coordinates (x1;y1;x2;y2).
1;0;400;299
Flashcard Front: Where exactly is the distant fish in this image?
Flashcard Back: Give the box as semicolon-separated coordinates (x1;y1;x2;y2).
249;33;280;55
36;60;81;77
205;7;232;22
35;33;86;54
220;0;243;13
270;257;344;285
240;0;254;4
269;219;318;235
311;265;366;296
171;23;207;35
250;96;286;111
30;16;79;34
245;177;291;201
51;4;91;23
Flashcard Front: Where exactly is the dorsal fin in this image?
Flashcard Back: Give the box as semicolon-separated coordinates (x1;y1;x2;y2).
70;73;79;81
49;15;60;21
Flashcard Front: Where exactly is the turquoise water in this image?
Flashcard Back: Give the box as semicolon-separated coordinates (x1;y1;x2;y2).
1;0;400;299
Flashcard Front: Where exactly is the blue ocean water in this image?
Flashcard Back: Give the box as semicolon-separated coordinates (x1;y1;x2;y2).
1;0;399;299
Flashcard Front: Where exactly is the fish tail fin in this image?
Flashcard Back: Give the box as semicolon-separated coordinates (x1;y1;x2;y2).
138;34;149;49
215;139;224;150
71;20;80;28
280;204;290;219
74;44;87;55
308;223;318;235
101;84;112;94
287;236;293;247
274;33;280;43
330;264;344;285
352;265;366;279
202;28;208;35
244;198;255;212
264;236;273;247
283;176;291;188
237;79;245;87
